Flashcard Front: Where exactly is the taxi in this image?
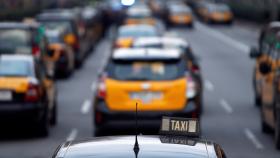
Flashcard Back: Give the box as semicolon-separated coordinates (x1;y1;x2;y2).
250;22;280;149
168;5;193;27
114;24;160;48
45;29;75;77
197;3;233;24
124;5;156;26
250;22;280;106
53;117;227;158
93;48;201;135
0;55;57;136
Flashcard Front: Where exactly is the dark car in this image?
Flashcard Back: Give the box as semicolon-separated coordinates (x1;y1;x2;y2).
36;10;90;67
0;55;56;137
53;118;227;158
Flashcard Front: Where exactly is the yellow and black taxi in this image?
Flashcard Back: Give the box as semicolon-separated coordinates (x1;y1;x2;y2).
197;3;233;24
53;117;227;158
167;4;193;27
93;48;201;135
36;10;89;67
124;5;156;26
45;28;75;77
250;22;280;106
249;22;280;149
114;24;160;48
0;55;57;136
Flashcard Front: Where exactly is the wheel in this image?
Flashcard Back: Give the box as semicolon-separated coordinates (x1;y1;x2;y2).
50;100;57;126
261;108;272;133
36;109;49;137
275;112;280;149
255;96;261;107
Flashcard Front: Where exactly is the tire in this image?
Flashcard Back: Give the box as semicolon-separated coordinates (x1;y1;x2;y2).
255;96;261;107
36;109;49;137
275;112;280;149
50;101;57;126
261;109;272;133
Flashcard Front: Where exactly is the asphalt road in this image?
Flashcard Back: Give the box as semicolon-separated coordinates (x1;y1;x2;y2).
0;21;280;158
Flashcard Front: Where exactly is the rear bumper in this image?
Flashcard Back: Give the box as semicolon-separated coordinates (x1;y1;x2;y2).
94;99;199;129
0;103;44;123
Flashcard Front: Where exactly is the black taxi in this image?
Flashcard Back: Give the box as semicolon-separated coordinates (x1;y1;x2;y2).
52;117;227;158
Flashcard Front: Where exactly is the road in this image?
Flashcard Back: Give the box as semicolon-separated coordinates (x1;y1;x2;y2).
0;21;279;157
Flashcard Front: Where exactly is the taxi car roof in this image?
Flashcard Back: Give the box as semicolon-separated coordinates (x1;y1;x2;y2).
0;55;34;63
54;136;215;158
133;37;189;47
112;48;181;60
0;22;38;29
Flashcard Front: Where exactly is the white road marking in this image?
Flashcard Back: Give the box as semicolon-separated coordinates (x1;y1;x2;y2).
91;81;97;92
205;80;214;91
219;99;233;114
196;22;250;53
66;128;78;141
81;99;91;114
244;128;264;149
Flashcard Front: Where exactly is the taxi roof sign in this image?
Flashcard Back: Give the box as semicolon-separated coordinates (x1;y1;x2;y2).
160;117;200;137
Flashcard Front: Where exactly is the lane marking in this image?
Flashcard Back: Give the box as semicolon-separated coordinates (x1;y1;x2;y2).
196;22;250;53
66;128;78;141
204;80;214;91
81;99;91;114
219;99;233;114
244;128;264;149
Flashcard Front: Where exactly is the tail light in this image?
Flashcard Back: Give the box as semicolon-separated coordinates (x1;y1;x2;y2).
97;73;107;99
191;65;200;74
73;41;80;50
60;50;66;57
32;45;40;57
25;83;40;102
186;73;197;99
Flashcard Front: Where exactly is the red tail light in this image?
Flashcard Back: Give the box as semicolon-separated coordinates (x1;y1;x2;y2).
25;83;40;102
97;73;107;99
73;41;80;50
191;65;200;74
32;45;40;57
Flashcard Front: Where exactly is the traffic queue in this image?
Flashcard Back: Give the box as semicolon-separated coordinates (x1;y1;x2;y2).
0;7;105;136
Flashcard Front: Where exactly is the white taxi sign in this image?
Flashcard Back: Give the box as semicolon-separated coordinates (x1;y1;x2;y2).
160;117;200;137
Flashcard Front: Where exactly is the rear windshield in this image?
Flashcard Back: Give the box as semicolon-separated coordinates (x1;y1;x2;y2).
0;29;31;54
0;60;33;77
108;60;185;81
119;27;158;38
40;21;74;34
209;5;230;12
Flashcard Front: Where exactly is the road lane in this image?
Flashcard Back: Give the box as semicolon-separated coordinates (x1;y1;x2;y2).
174;21;280;157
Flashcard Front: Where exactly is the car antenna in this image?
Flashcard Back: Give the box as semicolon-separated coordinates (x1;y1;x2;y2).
133;102;139;158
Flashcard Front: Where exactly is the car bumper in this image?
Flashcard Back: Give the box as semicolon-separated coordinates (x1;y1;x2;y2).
0;103;44;123
94;99;199;129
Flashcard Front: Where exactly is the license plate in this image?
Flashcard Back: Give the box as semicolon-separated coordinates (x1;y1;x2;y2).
130;92;163;104
0;91;12;101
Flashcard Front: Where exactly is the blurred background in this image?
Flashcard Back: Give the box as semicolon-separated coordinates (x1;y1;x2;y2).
0;0;280;158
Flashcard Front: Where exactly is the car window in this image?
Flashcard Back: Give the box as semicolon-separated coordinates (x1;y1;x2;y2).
40;21;74;34
0;60;33;77
119;27;158;38
0;29;31;54
108;60;185;81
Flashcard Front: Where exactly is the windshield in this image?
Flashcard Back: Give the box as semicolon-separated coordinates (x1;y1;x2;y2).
209;5;230;12
40;21;73;33
0;29;31;54
0;60;33;77
109;60;184;81
119;27;158;38
171;7;191;14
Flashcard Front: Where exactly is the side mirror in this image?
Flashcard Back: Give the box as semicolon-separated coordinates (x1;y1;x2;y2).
249;47;261;58
259;62;272;75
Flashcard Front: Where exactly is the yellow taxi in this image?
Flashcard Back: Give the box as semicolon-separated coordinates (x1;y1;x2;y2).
0;55;57;136
124;5;156;26
93;48;201;135
168;5;193;27
114;24;160;48
197;3;233;24
250;22;280;149
45;29;75;77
